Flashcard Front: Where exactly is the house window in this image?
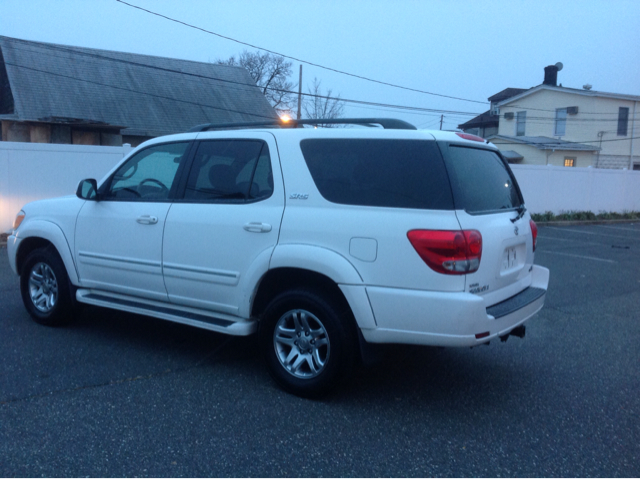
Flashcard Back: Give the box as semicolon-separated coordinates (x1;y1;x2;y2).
555;108;567;136
564;157;576;167
516;111;526;136
618;107;629;136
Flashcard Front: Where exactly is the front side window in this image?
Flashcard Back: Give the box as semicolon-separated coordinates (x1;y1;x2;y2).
444;146;523;214
183;140;273;202
618;107;629;136
555;108;567;136
300;139;453;210
516;111;526;136
105;142;189;201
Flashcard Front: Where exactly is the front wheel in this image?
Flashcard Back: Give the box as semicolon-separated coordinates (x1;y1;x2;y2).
20;247;76;326
260;289;356;398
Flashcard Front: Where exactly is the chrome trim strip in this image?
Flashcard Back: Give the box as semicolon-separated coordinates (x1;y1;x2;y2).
78;251;160;267
163;263;239;279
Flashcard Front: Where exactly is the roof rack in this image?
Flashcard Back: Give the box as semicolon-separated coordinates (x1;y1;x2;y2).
188;118;417;132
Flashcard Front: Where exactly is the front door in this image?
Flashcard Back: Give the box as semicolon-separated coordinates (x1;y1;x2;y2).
75;141;191;302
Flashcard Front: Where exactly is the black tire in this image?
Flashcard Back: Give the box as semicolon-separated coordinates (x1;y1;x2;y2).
260;289;357;398
20;246;76;326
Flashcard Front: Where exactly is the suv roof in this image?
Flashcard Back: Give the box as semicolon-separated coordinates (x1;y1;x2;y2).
136;119;496;151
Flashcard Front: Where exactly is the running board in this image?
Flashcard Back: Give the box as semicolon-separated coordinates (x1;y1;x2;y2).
76;289;257;336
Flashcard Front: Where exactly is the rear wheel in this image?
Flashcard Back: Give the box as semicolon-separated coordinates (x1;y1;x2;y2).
20;247;75;326
260;289;356;398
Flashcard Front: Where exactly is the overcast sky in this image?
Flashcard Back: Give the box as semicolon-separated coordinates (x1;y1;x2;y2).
2;0;639;130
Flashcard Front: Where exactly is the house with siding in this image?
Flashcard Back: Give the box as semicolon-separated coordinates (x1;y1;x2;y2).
0;36;278;147
457;88;527;139
460;65;639;169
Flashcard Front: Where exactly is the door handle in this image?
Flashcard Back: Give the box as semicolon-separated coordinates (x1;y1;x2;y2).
136;215;158;225
243;222;272;233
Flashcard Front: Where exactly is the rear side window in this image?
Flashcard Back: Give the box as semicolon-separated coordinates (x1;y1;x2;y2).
300;139;453;210
443;145;522;214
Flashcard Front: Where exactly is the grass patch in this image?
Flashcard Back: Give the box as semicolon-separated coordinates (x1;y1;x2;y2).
531;210;640;222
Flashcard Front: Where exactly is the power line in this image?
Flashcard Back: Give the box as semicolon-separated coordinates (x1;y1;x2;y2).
8;37;632;124
113;0;488;105
4;37;636;137
505;103;630;115
491;135;640;146
3;61;279;122
2;38;483;119
6;59;638;144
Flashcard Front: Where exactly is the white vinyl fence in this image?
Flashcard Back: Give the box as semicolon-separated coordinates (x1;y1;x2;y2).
0;142;131;232
1;141;640;232
510;164;640;215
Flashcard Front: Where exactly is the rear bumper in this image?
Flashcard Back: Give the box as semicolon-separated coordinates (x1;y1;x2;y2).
360;265;549;347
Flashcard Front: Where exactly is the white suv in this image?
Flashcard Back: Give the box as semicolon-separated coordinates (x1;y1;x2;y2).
7;118;549;397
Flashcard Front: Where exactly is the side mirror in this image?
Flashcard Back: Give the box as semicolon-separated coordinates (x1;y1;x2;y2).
76;179;100;201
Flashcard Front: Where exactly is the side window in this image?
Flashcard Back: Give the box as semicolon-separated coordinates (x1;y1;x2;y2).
106;142;189;201
183;140;273;202
300;139;453;210
555;108;567;136
516;111;526;136
618;107;629;136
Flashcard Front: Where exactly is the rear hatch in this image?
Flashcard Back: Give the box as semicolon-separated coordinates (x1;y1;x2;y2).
438;141;536;306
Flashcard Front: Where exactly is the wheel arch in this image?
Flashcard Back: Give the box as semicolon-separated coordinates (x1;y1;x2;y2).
252;267;351;320
15;221;78;285
252;245;377;330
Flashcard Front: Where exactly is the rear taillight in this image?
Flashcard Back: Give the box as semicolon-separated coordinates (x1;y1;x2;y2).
407;229;482;275
530;219;538;252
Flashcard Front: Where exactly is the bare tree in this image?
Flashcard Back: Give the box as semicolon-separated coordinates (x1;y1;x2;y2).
302;78;345;127
217;50;295;116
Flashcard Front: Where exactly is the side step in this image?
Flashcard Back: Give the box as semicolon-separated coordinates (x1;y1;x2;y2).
76;289;257;336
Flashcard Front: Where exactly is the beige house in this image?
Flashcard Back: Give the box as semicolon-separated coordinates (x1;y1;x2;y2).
488;77;639;169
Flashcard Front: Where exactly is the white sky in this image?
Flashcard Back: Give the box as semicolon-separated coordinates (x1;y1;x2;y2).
1;0;639;130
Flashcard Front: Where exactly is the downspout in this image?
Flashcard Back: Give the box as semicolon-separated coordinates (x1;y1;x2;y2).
629;100;637;170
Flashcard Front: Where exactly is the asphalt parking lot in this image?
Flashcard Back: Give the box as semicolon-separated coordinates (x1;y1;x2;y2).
1;223;639;477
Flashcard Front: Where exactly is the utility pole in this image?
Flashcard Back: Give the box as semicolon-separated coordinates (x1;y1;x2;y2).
439;114;443;130
297;65;303;120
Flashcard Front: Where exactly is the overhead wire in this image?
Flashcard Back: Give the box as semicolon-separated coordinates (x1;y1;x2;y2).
112;2;640;117
113;0;489;105
2;38;484;120
5;37;634;126
3;61;280;121
2;38;637;140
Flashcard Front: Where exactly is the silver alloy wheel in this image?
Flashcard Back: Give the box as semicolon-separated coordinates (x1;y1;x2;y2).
273;309;330;378
28;262;59;313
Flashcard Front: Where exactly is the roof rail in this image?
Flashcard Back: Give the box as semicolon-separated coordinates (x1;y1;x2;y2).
188;118;417;132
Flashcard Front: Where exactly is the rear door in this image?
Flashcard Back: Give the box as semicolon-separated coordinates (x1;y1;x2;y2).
439;142;535;305
162;134;284;317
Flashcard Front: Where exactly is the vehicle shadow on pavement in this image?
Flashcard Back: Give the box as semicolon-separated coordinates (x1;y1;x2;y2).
70;305;534;408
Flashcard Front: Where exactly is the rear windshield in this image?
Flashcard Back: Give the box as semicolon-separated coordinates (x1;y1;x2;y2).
300;139;454;210
443;145;523;214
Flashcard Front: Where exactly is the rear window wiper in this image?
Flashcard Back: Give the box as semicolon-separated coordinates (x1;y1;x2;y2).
511;204;527;223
